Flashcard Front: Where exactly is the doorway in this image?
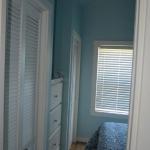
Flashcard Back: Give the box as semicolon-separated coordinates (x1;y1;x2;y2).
67;0;137;150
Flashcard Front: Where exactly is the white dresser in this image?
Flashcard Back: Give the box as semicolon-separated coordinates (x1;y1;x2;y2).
48;78;63;150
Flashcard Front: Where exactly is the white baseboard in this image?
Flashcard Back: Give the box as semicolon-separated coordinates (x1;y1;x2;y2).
76;137;89;143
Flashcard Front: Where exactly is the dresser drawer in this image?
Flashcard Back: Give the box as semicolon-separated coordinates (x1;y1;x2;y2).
50;82;63;110
48;128;60;150
49;105;61;136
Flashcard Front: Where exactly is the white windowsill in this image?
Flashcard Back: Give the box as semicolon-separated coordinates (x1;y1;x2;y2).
91;109;129;120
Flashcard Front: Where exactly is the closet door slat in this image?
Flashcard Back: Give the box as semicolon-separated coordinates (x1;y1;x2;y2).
4;0;21;149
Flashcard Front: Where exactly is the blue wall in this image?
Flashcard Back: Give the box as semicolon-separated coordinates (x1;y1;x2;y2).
53;0;81;149
77;0;136;139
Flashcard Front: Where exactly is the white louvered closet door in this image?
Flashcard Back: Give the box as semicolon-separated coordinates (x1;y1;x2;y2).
4;0;50;149
22;2;41;150
4;0;21;149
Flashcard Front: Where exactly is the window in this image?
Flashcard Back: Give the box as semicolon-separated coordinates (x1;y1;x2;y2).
92;42;133;116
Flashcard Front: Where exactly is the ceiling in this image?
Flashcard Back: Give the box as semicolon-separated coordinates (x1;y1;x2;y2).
79;0;91;5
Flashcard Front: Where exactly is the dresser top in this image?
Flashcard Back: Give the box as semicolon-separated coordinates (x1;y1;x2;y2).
51;78;63;85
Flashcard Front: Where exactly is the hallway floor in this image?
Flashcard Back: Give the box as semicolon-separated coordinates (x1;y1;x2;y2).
70;142;86;150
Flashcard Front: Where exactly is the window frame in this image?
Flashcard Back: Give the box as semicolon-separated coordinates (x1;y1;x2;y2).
91;41;133;119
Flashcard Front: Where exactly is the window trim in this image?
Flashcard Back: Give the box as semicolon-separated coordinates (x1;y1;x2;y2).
91;41;133;119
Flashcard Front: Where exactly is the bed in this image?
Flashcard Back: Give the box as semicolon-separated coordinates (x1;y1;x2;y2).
85;122;128;150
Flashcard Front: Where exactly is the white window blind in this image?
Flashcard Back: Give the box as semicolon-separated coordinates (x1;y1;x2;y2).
95;47;133;115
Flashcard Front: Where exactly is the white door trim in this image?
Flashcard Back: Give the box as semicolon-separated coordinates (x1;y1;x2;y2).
36;8;50;150
67;31;81;149
127;0;148;149
34;1;54;150
0;0;6;149
72;31;81;143
31;1;53;150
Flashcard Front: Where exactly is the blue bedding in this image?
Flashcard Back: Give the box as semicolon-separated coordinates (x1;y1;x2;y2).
85;122;128;150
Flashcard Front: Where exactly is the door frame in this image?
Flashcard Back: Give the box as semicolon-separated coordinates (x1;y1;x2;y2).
127;0;148;149
0;0;6;149
29;1;54;150
35;3;50;150
72;31;81;143
67;31;81;149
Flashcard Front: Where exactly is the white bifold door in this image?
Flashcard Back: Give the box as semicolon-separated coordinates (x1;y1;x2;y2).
22;2;41;150
4;0;50;150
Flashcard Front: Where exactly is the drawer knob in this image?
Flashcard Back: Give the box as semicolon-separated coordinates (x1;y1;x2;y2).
54;119;58;122
54;95;58;98
53;143;57;146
